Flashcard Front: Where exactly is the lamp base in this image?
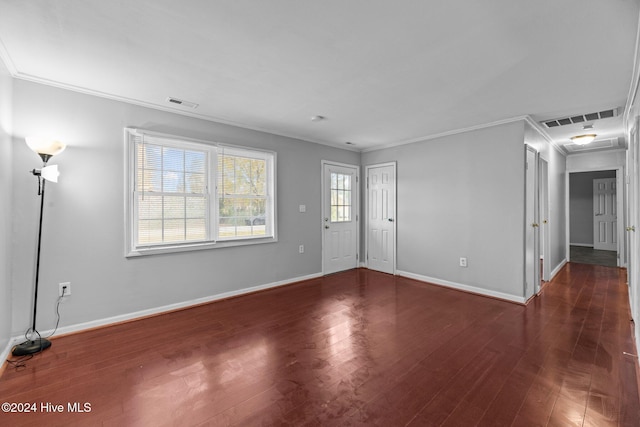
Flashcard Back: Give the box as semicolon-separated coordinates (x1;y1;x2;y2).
12;338;51;356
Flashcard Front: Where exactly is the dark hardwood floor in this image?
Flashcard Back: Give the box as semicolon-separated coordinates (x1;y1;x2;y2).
570;245;618;267
1;264;639;426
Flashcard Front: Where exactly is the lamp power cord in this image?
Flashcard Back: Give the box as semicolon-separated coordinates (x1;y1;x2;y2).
5;294;64;371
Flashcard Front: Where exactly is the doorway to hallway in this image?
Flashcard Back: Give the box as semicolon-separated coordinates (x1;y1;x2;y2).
568;170;620;267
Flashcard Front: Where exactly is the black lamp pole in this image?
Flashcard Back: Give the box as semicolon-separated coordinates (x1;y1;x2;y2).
12;164;53;356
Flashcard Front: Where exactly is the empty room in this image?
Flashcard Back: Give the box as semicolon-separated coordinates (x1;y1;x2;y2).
1;1;640;425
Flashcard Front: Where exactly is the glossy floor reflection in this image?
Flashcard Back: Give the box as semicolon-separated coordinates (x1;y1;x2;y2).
1;264;639;426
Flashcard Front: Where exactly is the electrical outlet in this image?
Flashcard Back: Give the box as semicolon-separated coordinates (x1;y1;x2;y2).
459;258;468;268
299;245;305;254
59;282;71;297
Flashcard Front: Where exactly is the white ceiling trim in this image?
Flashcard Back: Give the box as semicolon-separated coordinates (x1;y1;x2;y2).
4;66;362;153
362;115;542;153
9;65;562;156
0;38;17;75
625;12;640;134
522;116;567;157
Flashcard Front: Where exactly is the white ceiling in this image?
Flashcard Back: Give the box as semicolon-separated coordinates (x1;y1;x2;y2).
0;0;638;152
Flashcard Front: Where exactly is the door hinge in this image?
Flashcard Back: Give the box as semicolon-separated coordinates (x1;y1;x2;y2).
366;177;369;189
356;253;359;260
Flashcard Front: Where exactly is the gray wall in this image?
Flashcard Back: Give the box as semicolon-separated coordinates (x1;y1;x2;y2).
548;146;567;270
4;78;570;339
0;59;13;352
569;170;616;246
10;79;360;335
362;121;527;300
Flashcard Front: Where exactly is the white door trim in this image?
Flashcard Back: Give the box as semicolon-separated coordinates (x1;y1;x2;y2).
321;160;360;274
525;145;540;299
365;162;397;274
539;158;551;285
565;167;624;267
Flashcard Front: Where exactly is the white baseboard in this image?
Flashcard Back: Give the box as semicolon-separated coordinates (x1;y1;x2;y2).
8;272;323;344
396;270;526;304
550;259;567;281
0;337;20;368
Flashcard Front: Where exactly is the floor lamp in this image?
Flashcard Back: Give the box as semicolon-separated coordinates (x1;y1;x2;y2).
12;137;66;357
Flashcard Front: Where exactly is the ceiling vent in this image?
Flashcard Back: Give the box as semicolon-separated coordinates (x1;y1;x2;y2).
166;97;199;109
542;108;620;128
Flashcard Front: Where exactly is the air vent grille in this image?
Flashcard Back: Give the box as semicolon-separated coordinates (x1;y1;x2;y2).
543;108;619;128
166;97;199;109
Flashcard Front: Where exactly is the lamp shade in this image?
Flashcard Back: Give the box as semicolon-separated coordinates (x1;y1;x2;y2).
25;137;66;157
570;134;597;145
40;165;60;183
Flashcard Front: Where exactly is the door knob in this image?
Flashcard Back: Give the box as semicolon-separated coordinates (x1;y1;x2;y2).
532;223;539;228
324;225;330;229
627;226;636;232
388;218;394;222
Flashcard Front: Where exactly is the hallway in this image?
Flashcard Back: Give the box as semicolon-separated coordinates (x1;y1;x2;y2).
570;245;618;267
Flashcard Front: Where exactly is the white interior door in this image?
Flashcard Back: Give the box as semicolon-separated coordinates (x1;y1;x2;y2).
322;162;359;274
525;146;539;299
593;177;617;251
627;123;638;322
366;163;396;274
539;159;550;286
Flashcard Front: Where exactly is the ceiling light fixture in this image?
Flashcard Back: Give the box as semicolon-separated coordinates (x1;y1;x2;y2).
570;134;597;145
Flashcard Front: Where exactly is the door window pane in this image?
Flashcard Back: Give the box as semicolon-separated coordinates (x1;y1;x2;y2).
330;172;352;222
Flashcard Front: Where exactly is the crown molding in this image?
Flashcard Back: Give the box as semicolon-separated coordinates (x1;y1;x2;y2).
362;115;563;154
0;54;576;157
0;38;17;75
361;116;532;153
624;10;640;133
522;115;566;156
8;69;362;153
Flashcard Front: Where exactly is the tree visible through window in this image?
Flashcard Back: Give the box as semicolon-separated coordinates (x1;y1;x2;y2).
126;129;276;255
136;143;208;245
218;149;269;239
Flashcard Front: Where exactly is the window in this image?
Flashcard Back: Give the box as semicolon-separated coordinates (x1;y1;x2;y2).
217;147;270;239
126;129;276;256
330;172;352;222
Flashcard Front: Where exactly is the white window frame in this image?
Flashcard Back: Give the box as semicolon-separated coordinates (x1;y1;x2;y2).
125;128;277;257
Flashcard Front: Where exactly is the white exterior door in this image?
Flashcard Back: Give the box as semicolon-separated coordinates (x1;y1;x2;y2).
322;162;359;274
593;177;617;251
366;163;396;274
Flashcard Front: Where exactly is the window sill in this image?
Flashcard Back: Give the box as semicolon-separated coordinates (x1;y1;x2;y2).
126;236;277;257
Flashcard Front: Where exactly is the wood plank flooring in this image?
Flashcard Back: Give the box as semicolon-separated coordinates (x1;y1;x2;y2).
1;263;639;426
570;246;618;267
